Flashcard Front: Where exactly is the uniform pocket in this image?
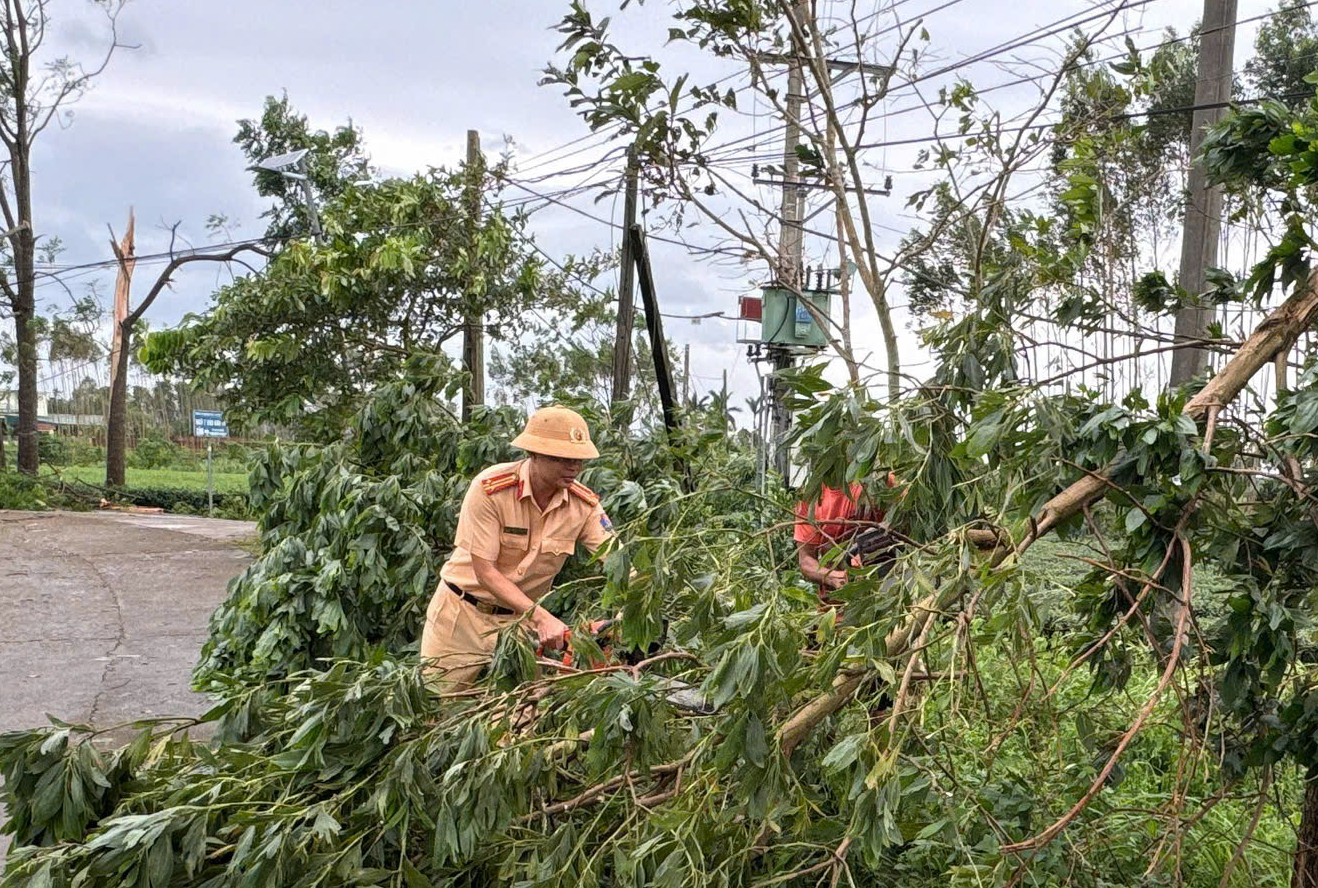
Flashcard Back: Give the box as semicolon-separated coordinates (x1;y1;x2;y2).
499;531;531;553
543;537;576;557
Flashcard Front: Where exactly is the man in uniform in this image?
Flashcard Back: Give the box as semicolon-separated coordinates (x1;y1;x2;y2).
420;405;615;692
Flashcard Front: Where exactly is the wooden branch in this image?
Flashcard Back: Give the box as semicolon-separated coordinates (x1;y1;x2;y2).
779;669;868;758
1000;533;1195;855
520;747;699;821
749;836;854;888
126;242;273;326
26;1;130;145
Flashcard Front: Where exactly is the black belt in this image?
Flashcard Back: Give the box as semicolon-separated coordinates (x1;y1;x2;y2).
447;581;515;616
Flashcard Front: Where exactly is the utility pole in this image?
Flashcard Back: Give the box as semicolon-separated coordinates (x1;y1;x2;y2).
767;0;809;483
611;146;640;413
462;129;486;421
683;343;690;405
631;224;679;434
722;368;728;431
1169;0;1237;387
295;155;324;244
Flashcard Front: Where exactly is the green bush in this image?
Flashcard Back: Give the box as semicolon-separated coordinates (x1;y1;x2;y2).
208;455;251;474
0;471;54;509
127;434;184;470
36;434;70;466
111;484;249;516
65;437;105;467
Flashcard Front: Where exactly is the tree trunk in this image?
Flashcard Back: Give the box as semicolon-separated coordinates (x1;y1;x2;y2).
106;212;136;487
13;299;38;474
105;319;132;487
875;289;901;403
1295;771;1318;887
11;104;38;474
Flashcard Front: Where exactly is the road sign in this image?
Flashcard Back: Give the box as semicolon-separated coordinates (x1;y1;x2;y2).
192;410;229;438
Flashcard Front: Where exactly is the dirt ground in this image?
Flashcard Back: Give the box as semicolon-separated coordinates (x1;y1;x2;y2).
0;509;256;861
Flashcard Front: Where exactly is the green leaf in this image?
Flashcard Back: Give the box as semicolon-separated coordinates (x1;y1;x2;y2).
402;857;429;888
311;806;342;842
1292;393;1318;434
915;818;948;840
744;713;768;768
612;71;651;93
822;733;866;772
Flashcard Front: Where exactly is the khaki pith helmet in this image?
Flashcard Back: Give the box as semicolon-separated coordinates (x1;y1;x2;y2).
511;406;600;460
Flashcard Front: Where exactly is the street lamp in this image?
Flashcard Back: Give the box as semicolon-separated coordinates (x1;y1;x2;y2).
256;148;323;243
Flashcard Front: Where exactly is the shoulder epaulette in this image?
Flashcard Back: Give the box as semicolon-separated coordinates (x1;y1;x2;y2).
568;481;600;506
480;472;519;496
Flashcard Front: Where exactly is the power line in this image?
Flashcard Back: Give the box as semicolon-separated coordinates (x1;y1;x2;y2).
692;0;1318;174
500;176;754;260
6;176;623;301
851;87;1315;150
521;0;956;187
696;0;1145;163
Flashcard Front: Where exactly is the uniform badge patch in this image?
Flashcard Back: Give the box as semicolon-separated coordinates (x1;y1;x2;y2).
601;513;613;532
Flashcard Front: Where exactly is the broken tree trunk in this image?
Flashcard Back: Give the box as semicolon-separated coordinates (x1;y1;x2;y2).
106;210;136;488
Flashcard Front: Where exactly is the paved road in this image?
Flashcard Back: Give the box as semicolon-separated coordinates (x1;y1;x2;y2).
0;509;255;860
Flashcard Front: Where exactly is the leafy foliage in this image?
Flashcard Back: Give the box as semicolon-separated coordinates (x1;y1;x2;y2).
143;110;592;439
235;92;373;241
14;16;1318;888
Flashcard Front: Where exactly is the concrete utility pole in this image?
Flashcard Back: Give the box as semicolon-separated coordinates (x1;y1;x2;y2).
1169;0;1237;387
683;342;690;405
768;0;810;482
610;146;640;412
462;129;486;421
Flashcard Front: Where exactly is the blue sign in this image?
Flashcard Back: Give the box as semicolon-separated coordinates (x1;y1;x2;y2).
192;410;229;438
794;303;813;324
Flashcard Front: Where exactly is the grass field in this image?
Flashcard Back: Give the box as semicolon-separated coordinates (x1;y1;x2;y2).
43;465;251;494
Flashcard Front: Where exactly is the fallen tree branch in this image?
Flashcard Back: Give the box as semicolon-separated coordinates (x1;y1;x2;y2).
775;267;1318;759
520;747;699;821
1010;268;1318;561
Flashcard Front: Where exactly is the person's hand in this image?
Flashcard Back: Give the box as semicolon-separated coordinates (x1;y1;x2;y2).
822;569;849;591
532;607;570;651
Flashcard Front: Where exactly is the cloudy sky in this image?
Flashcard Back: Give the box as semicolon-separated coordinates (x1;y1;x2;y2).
16;0;1271;416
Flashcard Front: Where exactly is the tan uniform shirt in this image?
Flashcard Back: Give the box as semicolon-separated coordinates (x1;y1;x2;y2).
438;459;613;604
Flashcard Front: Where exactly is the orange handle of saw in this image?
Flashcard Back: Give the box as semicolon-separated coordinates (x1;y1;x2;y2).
537;628;573;667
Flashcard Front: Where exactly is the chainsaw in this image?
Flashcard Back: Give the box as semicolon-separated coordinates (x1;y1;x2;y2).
537;619;714;715
847;524;904;569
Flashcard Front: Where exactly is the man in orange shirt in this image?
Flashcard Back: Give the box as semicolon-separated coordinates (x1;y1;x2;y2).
794;473;898;606
420;406;615;692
